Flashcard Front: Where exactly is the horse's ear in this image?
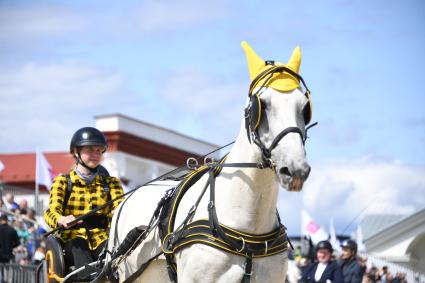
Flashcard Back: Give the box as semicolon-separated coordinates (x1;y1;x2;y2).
241;41;265;82
286;46;302;73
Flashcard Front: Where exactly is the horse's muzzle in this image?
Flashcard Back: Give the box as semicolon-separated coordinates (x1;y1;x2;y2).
278;162;311;191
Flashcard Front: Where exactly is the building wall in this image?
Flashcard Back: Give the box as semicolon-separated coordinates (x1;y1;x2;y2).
102;150;175;191
406;233;425;272
364;209;425;273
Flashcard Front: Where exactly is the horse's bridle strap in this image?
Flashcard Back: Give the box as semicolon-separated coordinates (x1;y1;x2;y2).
247;64;310;164
269;127;304;150
206;162;273;169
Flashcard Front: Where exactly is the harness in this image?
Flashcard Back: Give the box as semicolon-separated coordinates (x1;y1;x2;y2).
99;65;314;283
104;158;290;283
158;159;289;283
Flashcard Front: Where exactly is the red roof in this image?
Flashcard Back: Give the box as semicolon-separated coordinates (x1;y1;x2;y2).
0;131;207;191
0;152;74;188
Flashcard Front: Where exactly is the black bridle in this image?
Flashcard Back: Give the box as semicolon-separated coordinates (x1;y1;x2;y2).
245;63;316;168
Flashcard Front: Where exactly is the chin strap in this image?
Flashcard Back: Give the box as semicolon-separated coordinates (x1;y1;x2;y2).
75;150;99;174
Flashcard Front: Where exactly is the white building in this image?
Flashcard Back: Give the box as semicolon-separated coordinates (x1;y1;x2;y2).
96;113;220;190
361;208;425;277
0;113;220;211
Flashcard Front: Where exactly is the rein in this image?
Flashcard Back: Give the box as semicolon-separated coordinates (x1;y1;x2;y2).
44;141;236;239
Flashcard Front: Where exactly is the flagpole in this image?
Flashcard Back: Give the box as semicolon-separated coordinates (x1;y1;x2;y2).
35;148;39;215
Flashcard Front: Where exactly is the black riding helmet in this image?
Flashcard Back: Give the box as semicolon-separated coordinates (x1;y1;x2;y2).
70;127;107;153
340;239;357;253
316;240;333;253
70;127;107;172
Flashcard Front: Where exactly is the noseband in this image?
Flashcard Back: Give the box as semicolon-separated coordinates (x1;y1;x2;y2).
244;63;315;168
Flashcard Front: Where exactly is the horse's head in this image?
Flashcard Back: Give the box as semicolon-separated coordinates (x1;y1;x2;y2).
242;41;312;191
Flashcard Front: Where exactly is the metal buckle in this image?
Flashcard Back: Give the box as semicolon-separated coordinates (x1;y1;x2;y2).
236;237;246;253
204;156;214;165
268;158;276;169
208;201;215;209
186;157;198;169
162;233;175;253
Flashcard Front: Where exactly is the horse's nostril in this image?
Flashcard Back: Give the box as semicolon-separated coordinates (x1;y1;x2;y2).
279;167;292;177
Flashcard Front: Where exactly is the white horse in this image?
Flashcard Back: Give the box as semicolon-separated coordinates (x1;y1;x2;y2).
104;41;312;283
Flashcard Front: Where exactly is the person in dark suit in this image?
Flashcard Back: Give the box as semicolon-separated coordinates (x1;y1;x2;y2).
0;214;20;263
300;240;344;283
337;240;366;283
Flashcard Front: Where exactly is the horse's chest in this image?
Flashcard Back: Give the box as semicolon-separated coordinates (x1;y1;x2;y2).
176;244;288;283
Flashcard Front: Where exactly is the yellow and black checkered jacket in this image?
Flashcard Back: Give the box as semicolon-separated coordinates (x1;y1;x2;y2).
44;169;124;250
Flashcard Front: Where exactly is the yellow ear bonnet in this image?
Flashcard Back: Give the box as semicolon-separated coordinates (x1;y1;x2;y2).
241;41;312;126
241;41;302;92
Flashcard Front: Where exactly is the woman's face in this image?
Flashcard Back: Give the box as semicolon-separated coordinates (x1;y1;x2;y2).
316;248;332;263
78;145;104;168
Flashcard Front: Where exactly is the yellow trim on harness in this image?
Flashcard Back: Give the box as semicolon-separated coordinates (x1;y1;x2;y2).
167;165;209;233
168;237;288;258
162;221;288;257
181;231;288;252
219;222;280;239
45;250;64;283
162;154;287;260
184;221;281;241
253;93;262;130
167;155;228;235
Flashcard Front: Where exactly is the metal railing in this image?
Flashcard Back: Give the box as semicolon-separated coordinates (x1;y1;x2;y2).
0;263;37;283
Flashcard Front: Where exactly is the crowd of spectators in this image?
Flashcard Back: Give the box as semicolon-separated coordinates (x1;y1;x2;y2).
289;239;408;283
0;192;414;283
363;266;408;283
0;193;46;267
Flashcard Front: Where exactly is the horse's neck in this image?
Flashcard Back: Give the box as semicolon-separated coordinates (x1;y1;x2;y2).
215;126;279;234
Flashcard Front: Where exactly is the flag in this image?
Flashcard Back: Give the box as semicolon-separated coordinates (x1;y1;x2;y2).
329;218;341;254
36;149;55;189
356;225;367;253
0;160;4;172
301;209;329;244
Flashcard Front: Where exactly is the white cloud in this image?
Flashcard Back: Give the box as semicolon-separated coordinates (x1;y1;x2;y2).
278;156;425;235
0;1;229;44
158;68;244;112
0;60;127;152
153;68;246;143
135;1;228;33
0;5;87;40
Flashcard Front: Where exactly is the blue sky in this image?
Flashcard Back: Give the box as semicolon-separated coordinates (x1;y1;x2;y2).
1;0;424;235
